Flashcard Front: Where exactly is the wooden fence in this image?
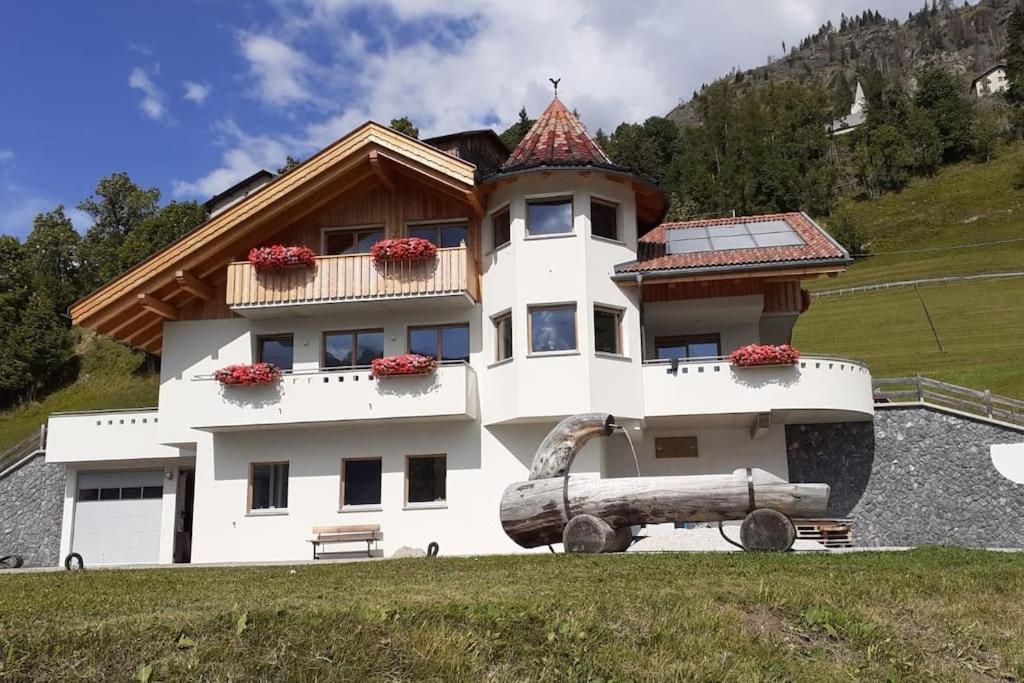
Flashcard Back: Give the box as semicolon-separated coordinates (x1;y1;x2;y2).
873;375;1024;427
0;426;47;477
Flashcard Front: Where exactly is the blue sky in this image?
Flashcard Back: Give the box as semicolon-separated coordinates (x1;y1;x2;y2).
0;0;929;239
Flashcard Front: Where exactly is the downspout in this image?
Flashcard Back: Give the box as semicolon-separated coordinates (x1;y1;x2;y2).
636;273;646;362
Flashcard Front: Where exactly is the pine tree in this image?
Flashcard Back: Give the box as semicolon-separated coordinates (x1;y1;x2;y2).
24;207;81;316
1005;1;1024;104
11;291;72;401
389;116;419;139
499;108;535;149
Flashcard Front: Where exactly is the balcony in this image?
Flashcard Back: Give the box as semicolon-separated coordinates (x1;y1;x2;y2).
642;355;873;426
225;245;479;316
188;361;478;432
46;409;182;463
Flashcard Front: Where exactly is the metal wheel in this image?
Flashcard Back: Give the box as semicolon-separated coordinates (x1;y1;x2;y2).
0;555;24;569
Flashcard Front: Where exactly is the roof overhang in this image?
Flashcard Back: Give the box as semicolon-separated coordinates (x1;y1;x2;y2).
611;257;852;283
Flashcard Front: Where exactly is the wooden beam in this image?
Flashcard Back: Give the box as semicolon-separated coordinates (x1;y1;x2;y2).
465;189;485;218
368;150;395;191
621;265;844;286
136;293;178;320
175;270;214;301
631;181;656;197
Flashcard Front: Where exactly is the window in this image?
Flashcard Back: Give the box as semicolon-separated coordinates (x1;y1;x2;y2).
408;222;468;248
526;197;573;236
529;305;577;353
323;227;384;255
341;458;382;508
655;334;721;361
494;312;513;362
323;329;384;368
492;206;511;249
591;198;619;241
594;306;622;355
257;335;294;371
78;485;163;501
655;437;699;459
249;462;289;511
408;324;470;362
406;455;446;505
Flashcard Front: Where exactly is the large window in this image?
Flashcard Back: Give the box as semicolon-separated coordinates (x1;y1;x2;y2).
408;324;470;362
591;198;619;241
323;227;384;255
529;305;577;353
323;329;384;368
406;455;446;505
249;462;289;511
494;311;513;362
593;306;623;355
655;334;721;360
492;206;510;249
408;222;468;248
257;335;294;371
341;458;382;508
526;197;573;236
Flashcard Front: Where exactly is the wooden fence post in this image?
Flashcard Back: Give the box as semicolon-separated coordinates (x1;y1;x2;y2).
916;373;923;402
984;390;993;417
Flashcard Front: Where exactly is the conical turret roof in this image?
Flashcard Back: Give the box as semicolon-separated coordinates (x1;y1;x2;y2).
501;97;613;171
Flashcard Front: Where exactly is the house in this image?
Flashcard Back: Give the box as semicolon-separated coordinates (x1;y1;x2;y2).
971;64;1009;97
43;96;873;566
828;81;866;136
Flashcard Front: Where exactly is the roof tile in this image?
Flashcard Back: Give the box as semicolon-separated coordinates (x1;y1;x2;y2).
501;97;612;171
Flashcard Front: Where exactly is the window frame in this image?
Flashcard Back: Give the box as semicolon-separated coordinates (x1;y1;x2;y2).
256;334;295;371
406;322;470;363
590;197;621;242
526;195;575;238
339;457;383;510
247;461;290;514
405;219;470;249
321;328;385;369
593;305;624;356
654;436;699;459
654;333;722;360
490;204;511;251
404;454;447;508
527;303;578;354
492;310;513;363
320;224;386;256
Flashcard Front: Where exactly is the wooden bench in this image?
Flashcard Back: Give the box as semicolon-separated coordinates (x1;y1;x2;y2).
309;524;383;559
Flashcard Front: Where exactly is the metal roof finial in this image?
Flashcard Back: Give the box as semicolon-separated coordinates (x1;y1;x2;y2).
549;78;561;97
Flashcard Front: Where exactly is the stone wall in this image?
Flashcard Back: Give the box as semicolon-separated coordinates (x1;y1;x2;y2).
0;454;64;567
787;405;1024;548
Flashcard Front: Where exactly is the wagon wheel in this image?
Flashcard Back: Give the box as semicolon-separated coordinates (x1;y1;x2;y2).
0;555;24;569
740;508;796;552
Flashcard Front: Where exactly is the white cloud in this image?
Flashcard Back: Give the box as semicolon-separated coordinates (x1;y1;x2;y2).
0;149;13;162
129;66;173;123
183;80;213;105
172;119;290;198
238;33;318;106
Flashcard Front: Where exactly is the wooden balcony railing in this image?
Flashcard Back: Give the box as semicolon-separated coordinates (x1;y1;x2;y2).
225;245;479;308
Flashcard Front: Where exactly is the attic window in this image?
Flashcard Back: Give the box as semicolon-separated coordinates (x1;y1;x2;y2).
666;220;804;255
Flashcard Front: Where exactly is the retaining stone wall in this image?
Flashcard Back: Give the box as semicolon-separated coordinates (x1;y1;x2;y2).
0;454;64;567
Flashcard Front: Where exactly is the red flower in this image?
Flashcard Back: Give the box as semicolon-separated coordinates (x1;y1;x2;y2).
728;344;801;367
214;362;283;386
370;237;438;264
248;245;317;271
371;354;438;377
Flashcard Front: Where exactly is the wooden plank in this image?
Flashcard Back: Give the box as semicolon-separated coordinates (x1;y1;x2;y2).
872;377;916;386
136;293;178;320
874;389;921;399
312;524;380;534
919;376;989;400
175;270;214;301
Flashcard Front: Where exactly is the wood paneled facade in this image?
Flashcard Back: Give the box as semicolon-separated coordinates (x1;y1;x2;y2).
640;279;805;314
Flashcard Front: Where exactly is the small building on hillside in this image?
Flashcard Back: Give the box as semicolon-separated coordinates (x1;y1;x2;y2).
828;81;866;137
972;64;1009;97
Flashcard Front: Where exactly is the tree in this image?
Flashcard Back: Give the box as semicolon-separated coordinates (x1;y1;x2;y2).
854;124;913;197
1005;1;1024;104
500;107;535;149
604;117;681;184
119;201;207;271
389;116;419;139
11;291;73;401
827;204;868;255
913;66;976;161
24;207;81;315
277;156;301;174
78;173;160;290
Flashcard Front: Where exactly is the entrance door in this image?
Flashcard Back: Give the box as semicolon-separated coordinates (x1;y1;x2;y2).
174;468;195;564
73;470;164;566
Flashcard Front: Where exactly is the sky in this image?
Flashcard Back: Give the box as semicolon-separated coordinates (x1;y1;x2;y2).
0;0;932;239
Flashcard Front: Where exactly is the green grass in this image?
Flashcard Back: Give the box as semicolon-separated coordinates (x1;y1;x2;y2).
0;333;158;453
795;278;1024;398
0;548;1022;680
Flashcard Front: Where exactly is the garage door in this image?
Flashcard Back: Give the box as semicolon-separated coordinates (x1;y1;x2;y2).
73;471;164;566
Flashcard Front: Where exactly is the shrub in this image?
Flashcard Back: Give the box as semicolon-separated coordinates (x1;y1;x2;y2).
371;354;437;377
213;363;282;386
728;344;801;367
248;245;317;271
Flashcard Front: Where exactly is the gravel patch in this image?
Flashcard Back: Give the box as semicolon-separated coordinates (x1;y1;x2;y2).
627;524;830;553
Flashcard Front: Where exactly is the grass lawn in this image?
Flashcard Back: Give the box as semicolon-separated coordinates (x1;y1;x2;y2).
0;548;1022;680
794;277;1024;398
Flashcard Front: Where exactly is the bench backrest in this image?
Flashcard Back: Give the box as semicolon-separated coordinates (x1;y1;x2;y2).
312;524;380;535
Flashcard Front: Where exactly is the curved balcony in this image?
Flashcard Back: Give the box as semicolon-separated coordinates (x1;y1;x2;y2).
642;355;873;426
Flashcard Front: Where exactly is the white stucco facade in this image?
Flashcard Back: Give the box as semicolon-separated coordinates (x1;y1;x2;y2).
46;167;873;567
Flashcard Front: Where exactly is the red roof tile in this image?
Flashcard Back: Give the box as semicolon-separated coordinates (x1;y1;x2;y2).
615;212;849;274
501;97;613;171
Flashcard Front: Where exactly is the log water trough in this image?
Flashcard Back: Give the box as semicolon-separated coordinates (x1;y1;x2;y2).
498;413;831;553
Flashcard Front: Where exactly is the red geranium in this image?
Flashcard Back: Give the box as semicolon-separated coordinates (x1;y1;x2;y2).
213;362;283;386
371;354;437;377
370;237;438;264
728;344;801;367
248;245;317;271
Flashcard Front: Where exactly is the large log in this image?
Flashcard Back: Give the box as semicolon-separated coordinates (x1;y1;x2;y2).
529;413;615;480
500;468;829;548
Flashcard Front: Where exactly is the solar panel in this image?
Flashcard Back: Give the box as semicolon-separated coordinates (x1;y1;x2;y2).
665;219;804;255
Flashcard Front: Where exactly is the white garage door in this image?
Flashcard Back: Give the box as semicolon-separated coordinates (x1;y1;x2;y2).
73;471;164;566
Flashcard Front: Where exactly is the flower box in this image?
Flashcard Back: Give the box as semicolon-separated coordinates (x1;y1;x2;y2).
248;245;317;271
728;344;801;367
213;362;283;386
371;354;437;377
370;237;438;264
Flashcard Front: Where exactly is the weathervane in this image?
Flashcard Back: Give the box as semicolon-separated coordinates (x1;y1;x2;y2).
549;77;561;97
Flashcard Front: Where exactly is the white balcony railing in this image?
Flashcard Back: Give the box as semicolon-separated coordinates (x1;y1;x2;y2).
46;409;182;463
642;355;874;421
187;361;478;431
